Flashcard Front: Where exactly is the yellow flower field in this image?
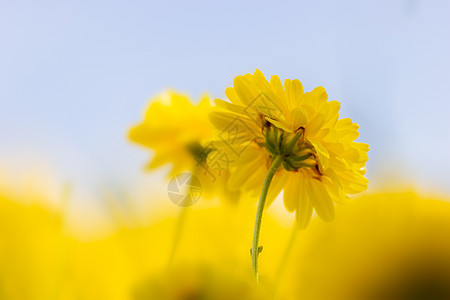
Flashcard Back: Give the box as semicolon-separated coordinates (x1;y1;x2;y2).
1;68;450;299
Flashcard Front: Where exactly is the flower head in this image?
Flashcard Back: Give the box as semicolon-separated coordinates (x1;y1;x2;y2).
129;90;239;203
210;70;369;227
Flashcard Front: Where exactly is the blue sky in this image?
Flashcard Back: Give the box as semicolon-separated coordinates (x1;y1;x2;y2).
1;0;450;215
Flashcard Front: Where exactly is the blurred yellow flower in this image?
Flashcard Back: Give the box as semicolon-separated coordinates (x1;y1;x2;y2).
129;90;239;203
0;192;65;299
210;70;369;227
66;201;287;299
132;262;269;300
280;192;450;300
129;90;213;176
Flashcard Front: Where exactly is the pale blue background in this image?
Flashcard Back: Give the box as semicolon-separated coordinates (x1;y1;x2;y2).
1;0;450;213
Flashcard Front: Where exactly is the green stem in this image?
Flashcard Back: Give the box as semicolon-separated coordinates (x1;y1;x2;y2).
167;207;188;266
251;155;283;282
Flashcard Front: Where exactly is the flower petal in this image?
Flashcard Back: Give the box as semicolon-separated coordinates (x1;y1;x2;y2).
307;178;335;222
283;174;300;213
296;176;313;229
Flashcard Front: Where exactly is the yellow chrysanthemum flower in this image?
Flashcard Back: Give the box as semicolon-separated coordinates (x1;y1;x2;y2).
210;70;369;227
129;90;238;203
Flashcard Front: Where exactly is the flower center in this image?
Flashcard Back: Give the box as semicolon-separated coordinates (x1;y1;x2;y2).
262;124;318;172
187;142;213;164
